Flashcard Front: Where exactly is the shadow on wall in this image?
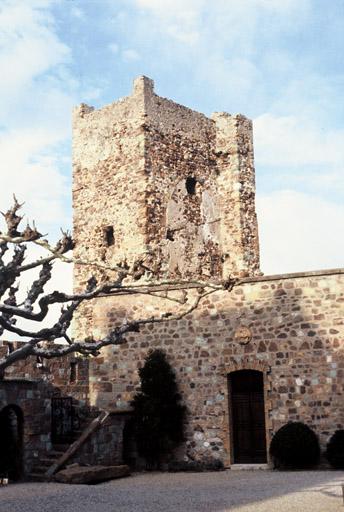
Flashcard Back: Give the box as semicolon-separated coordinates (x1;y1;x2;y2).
88;272;344;466
220;273;344;459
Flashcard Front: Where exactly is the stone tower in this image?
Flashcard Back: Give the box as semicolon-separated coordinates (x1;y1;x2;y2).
72;76;260;291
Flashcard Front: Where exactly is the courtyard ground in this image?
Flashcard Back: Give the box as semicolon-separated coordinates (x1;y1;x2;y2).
0;470;343;512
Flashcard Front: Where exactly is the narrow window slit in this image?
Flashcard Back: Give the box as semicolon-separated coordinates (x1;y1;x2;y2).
70;361;78;383
166;229;175;241
185;177;196;195
103;226;114;246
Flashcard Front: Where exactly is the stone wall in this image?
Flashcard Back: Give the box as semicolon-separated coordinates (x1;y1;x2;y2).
70;76;343;468
85;269;344;466
0;344;132;475
72;79;146;278
0;342;89;405
0;343;90;477
0;379;55;475
69;412;130;467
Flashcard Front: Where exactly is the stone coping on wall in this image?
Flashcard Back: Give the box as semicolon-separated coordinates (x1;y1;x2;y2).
240;267;344;284
95;267;344;298
75;75;211;123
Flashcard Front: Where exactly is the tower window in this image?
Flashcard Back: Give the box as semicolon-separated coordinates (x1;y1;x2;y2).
70;361;78;383
185;177;196;195
166;229;175;241
103;226;114;246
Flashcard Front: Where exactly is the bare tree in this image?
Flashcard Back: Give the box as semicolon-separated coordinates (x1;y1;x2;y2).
0;197;234;372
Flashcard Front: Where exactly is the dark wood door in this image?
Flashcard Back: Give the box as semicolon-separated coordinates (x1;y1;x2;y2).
229;370;267;463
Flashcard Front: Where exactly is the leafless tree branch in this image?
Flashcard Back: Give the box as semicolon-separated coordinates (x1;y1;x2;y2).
0;197;235;373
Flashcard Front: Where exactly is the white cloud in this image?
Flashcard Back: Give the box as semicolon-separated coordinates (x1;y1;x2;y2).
257;190;344;274
122;48;140;61
0;1;75;236
109;42;119;54
134;0;204;47
166;24;199;45
254;113;344;197
126;0;312;113
197;56;261;100
82;87;103;101
0;1;70;110
135;0;307;17
110;43;141;63
0;129;70;231
135;0;206;16
70;6;85;19
133;0;310;48
252;0;309;12
254;113;344;167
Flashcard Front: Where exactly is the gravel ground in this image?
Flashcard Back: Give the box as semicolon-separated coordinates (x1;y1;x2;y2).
0;470;343;512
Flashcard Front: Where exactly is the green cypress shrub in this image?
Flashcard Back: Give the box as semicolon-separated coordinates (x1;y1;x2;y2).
269;421;320;469
326;430;344;469
131;349;186;468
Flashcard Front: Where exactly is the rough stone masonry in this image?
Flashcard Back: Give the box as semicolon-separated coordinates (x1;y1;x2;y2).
72;76;344;466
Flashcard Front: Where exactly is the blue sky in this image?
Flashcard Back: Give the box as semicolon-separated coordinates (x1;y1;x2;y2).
1;0;344;278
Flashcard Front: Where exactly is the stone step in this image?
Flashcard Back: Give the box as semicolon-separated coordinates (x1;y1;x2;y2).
52;444;71;452
29;452;65;473
26;415;97;482
230;463;269;470
37;458;59;467
49;450;65;457
30;466;47;475
28;414;99;482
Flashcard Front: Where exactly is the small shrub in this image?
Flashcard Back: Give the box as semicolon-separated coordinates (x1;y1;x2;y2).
269;422;320;469
168;460;203;472
203;458;225;471
326;430;344;469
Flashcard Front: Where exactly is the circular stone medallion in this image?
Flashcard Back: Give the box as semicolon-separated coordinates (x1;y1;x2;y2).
234;326;252;345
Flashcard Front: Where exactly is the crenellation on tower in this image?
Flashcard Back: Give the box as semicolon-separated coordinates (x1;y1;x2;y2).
133;75;155;97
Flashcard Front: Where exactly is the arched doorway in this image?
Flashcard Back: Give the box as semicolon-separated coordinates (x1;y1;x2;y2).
0;405;24;480
228;370;267;463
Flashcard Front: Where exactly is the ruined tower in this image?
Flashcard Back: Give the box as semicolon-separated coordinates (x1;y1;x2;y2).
73;76;260;291
70;78;344;466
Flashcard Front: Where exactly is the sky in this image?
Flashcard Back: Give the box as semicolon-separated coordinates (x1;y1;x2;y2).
1;0;344;282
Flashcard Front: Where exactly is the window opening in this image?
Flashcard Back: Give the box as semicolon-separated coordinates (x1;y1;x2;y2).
166;229;175;241
185;177;196;195
103;226;114;247
70;361;78;383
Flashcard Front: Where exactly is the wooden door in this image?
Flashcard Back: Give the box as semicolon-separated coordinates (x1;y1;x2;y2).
229;370;267;463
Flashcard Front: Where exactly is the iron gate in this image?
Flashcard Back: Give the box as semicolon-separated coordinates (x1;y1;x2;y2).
51;397;74;444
